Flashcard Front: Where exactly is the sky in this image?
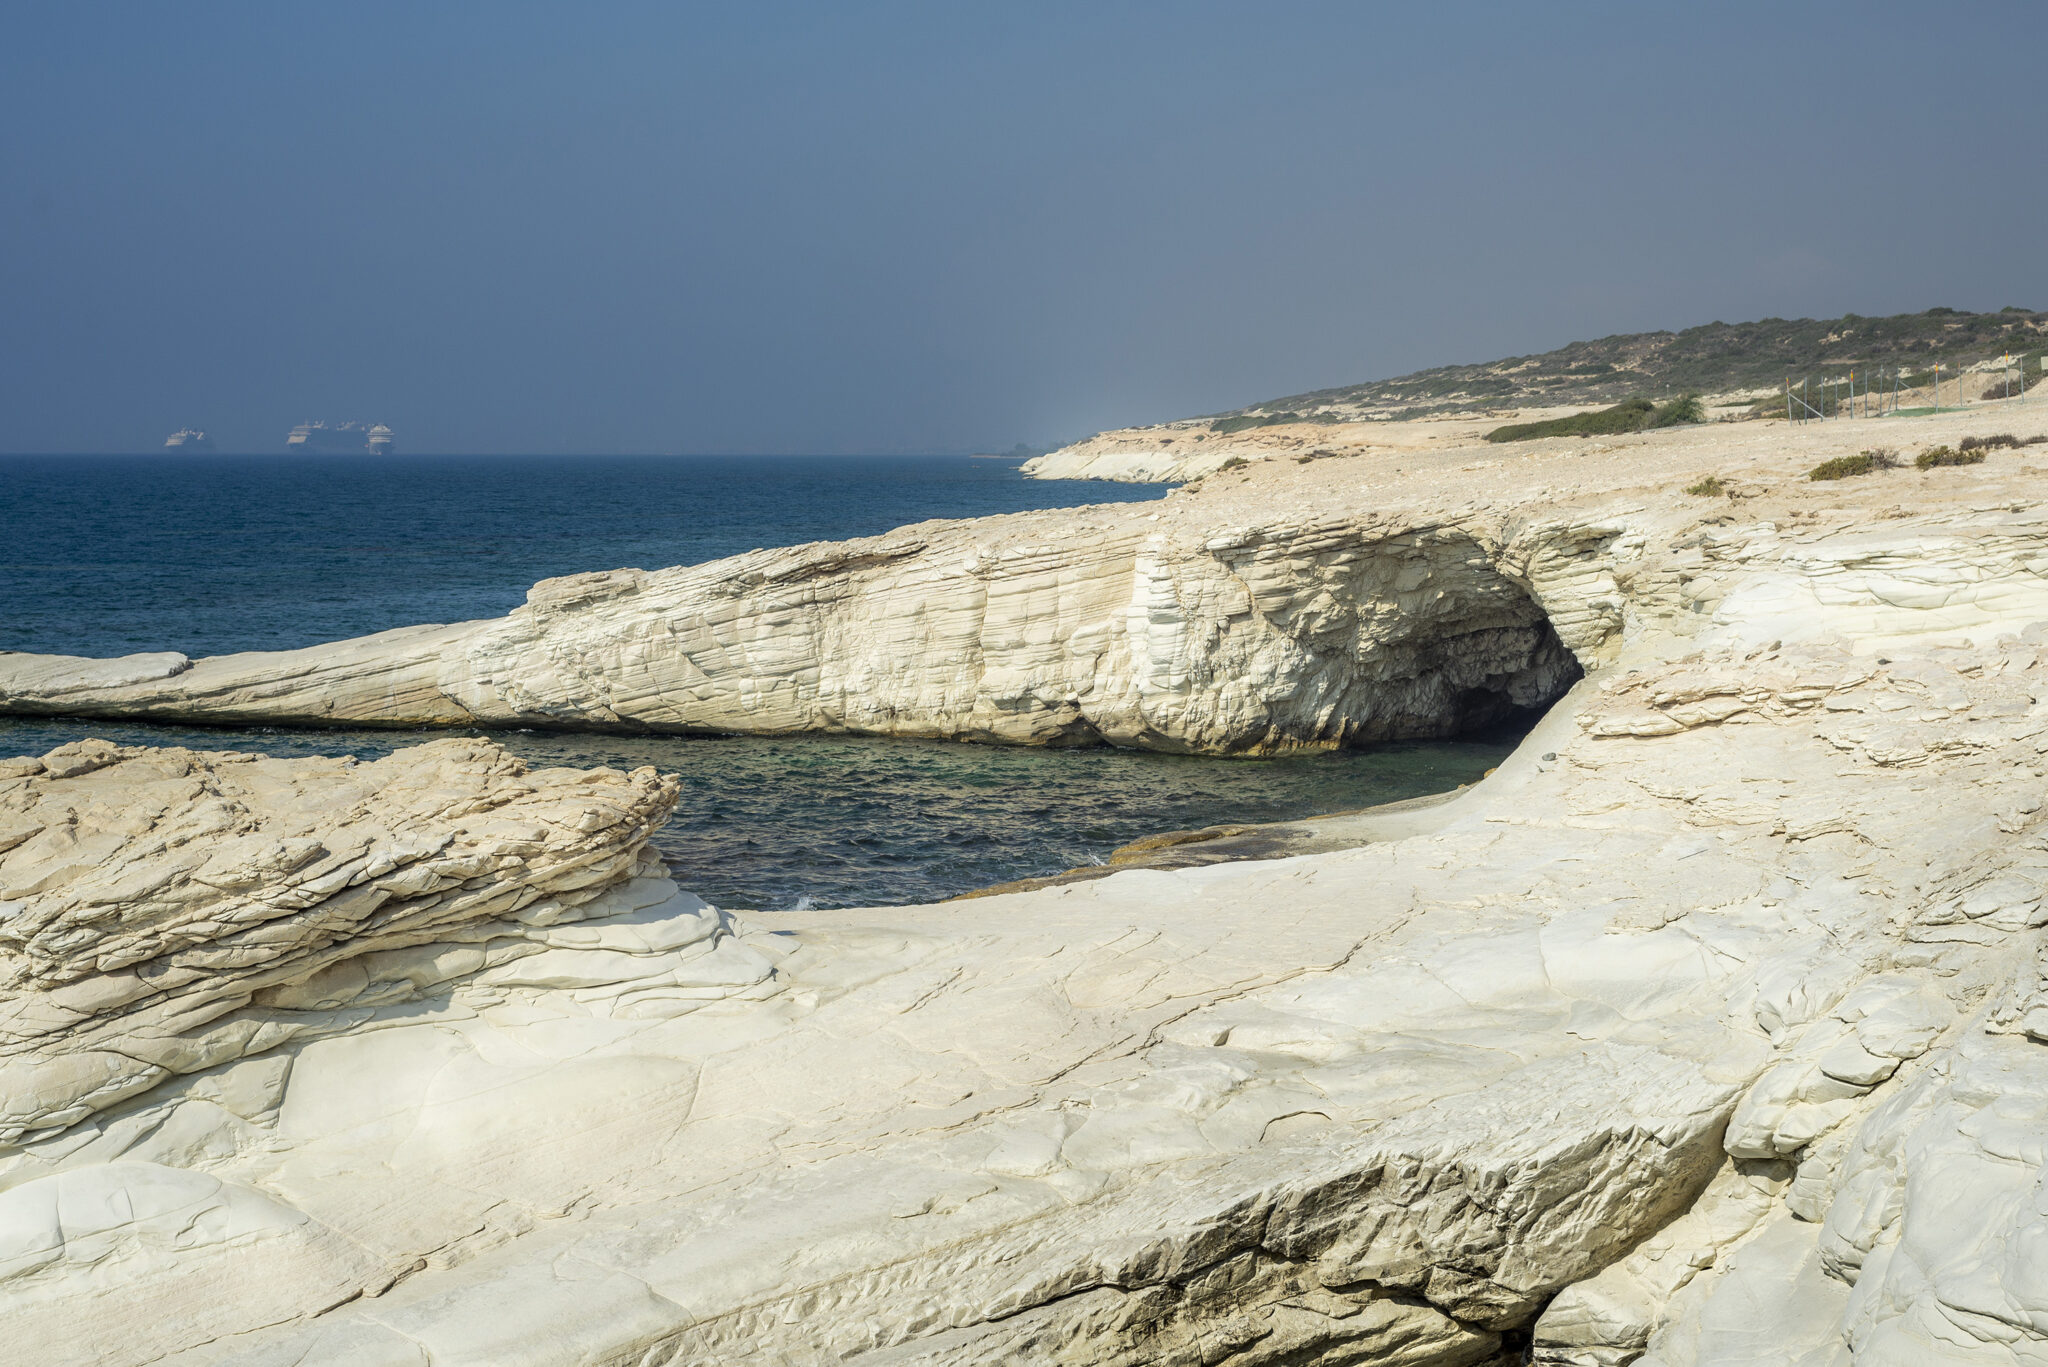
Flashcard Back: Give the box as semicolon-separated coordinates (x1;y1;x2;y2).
3;2;2045;455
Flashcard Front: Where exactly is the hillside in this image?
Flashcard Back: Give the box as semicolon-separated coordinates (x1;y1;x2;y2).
1024;306;2048;482
1214;306;2046;424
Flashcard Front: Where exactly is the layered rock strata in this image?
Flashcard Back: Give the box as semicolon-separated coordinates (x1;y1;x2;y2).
0;739;680;1146
7;403;2048;1363
0;513;1582;754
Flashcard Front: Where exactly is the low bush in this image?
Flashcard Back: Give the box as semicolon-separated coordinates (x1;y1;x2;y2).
1684;474;1727;496
1959;433;2018;452
1210;411;1299;435
1916;445;1984;469
1808;449;1898;481
1486;398;1655;442
1981;375;2038;401
1217;456;1250;472
1487;393;1706;442
1647;393;1707;428
1808;455;1875;481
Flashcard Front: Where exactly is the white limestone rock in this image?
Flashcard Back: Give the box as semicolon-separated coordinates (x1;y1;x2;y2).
0;516;1584;754
10;407;2048;1361
0;737;680;1144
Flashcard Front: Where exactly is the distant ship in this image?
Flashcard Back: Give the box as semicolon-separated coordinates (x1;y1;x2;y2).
286;420;394;454
164;428;216;451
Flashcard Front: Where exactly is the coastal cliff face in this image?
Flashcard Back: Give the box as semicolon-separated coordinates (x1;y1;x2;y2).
1021;420;1271;482
9;401;2048;1364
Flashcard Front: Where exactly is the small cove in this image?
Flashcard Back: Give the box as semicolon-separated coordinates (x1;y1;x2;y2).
0;716;1521;909
1;452;1529;908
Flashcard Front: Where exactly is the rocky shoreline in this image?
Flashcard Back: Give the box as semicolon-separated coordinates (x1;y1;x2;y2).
6;400;2048;1363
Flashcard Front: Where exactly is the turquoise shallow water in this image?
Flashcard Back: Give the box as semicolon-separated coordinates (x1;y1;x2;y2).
0;453;1526;907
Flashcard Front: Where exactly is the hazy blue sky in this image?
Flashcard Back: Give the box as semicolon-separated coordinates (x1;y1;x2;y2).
4;2;2044;454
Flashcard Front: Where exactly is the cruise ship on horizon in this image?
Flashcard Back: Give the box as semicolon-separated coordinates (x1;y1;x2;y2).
163;429;215;451
287;420;396;454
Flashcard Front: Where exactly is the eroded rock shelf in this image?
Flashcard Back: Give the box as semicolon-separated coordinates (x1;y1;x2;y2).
6;403;2048;1364
0;515;1586;755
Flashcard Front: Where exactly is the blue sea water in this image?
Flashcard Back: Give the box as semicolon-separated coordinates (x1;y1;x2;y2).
0;453;1165;658
0;453;1520;908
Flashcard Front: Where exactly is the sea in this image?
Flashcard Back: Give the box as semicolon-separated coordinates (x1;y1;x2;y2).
0;453;1520;909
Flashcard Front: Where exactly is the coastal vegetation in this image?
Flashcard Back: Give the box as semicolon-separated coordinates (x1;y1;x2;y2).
1915;445;1983;469
1202;307;2047;424
1981;365;2040;401
1909;434;2047;468
1210;411;1299;435
1957;432;2044;452
1683;474;1727;496
1207;409;1342;434
1485;393;1704;443
1809;449;1899;481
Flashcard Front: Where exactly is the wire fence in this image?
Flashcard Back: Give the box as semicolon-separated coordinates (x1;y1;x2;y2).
1784;354;2042;422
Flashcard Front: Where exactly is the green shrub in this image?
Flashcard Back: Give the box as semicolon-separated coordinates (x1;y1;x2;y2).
1484;392;1704;442
1915;445;1984;469
1684;474;1727;496
1809;449;1898;481
1648;393;1707;427
1217;456;1250;472
1210;411;1300;435
1485;398;1656;442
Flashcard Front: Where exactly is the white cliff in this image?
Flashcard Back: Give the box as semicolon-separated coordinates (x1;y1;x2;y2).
0;513;1583;756
7;401;2048;1363
1021;419;1265;482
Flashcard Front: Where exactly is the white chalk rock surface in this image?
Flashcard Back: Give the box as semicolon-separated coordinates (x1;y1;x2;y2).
0;513;1584;753
9;407;2048;1362
1021;421;1272;482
